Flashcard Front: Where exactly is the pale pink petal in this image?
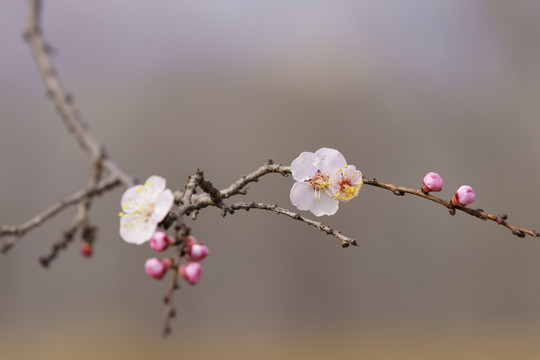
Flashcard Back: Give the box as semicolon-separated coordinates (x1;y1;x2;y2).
308;190;339;216
315;148;347;174
290;152;319;182
290;182;316;211
290;182;339;216
120;215;157;245
151;189;174;223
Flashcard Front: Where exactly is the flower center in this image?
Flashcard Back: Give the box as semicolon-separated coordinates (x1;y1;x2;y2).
307;170;331;200
137;202;155;219
334;172;361;201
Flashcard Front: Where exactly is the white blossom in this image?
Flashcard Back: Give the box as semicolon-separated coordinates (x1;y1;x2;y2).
290;148;362;216
119;175;174;245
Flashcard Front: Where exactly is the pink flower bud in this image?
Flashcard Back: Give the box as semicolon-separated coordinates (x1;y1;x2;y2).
451;185;475;206
150;231;172;252
422;172;443;192
185;235;198;247
186;243;209;262
81;242;93;258
180;262;203;285
145;257;169;279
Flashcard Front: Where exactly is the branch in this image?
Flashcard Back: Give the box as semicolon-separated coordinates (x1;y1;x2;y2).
0;176;121;253
163;245;182;338
23;0;134;187
363;177;539;238
220;159;290;199
230;201;357;247
162;224;190;338
38;159;104;267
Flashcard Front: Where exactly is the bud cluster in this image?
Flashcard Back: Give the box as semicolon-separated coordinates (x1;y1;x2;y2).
144;231;209;286
420;172;476;206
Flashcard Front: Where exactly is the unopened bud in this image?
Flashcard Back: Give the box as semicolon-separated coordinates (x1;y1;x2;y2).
179;262;203;285
186;243;209;262
150;231;172;252
185;235;198;247
145;257;169;279
81;242;93;258
451;185;475;206
422;172;443;192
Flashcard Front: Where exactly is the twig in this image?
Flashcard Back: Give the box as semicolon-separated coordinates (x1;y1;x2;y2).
162;225;189;338
220;159;290;199
23;0;134;187
363;177;539;238
162;245;182;338
230;201;357;247
38;158;104;266
0;176;121;253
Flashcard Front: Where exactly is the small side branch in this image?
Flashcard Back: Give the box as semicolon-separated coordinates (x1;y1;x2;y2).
0;176;121;253
38;158;104;267
23;0;134;187
230;201;357;247
162;224;189;338
196;169;234;215
221;160;290;199
363;177;539;238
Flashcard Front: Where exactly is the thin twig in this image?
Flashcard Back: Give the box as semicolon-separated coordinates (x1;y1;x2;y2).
363;177;539;238
162;224;189;338
0;176;121;253
230;201;357;247
23;0;134;187
38;158;105;266
220;159;290;199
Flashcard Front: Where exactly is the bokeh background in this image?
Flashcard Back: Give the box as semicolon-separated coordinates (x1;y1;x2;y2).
2;1;540;359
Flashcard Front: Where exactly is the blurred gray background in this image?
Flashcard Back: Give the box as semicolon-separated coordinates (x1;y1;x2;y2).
2;1;540;359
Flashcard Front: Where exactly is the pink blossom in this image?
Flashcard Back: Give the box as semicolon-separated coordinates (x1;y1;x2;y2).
451;185;475;206
422;172;443;192
144;257;170;279
180;262;203;285
329;165;363;201
150;231;172;252
186;243;209;262
290;148;362;216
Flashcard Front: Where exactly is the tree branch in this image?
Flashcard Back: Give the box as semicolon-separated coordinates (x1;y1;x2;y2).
363;177;539;238
230;201;357;247
0;176;121;253
23;0;134;187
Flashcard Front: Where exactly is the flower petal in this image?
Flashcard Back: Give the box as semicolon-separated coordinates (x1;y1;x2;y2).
290;182;316;211
151;189;174;223
290;182;339;216
120;215;157;245
309;190;339;216
315;148;347;174
144;175;167;194
120;185;144;213
290;152;319;182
